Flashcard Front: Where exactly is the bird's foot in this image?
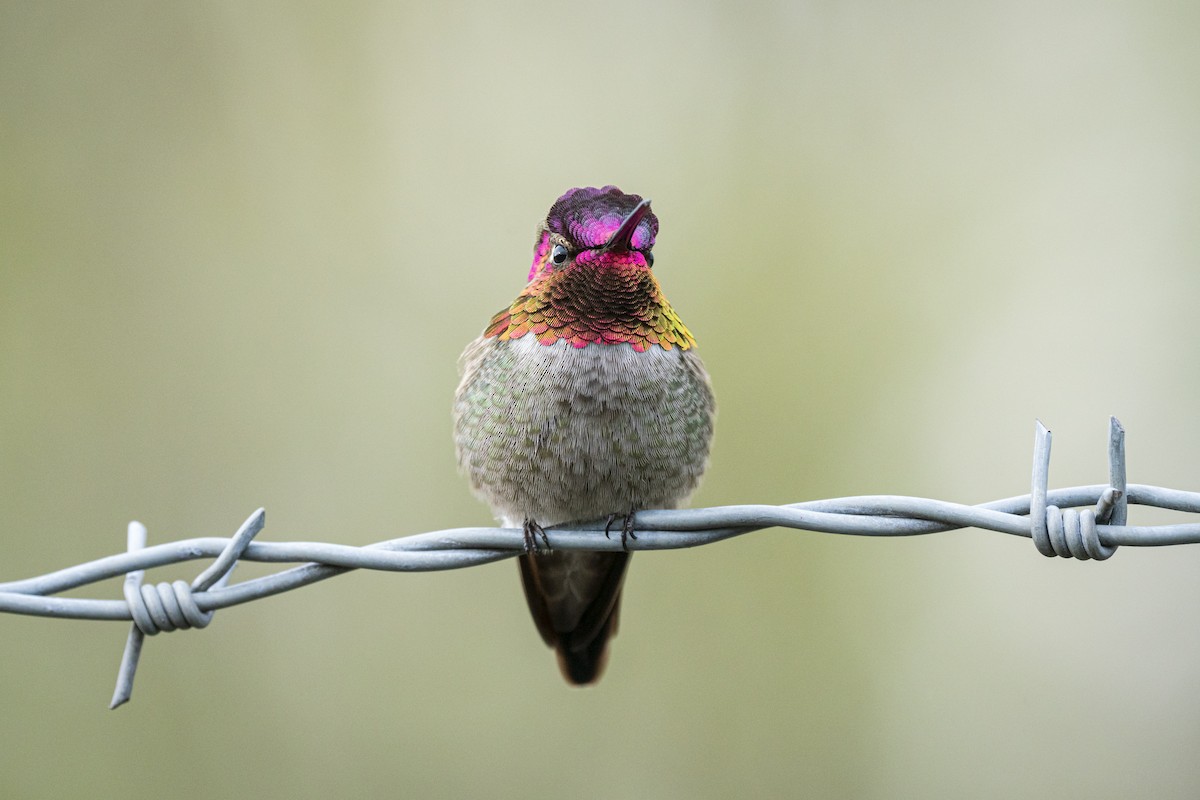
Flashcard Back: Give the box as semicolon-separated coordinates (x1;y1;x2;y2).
604;507;638;552
523;518;551;554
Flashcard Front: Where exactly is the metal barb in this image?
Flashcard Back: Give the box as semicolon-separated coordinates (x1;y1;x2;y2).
109;521;149;709
1029;419;1126;561
1107;417;1128;526
1076;417;1126;561
1030;421;1054;556
109;509;266;709
193;508;265;592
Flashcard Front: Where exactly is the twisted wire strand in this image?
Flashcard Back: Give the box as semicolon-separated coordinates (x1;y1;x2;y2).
0;417;1197;707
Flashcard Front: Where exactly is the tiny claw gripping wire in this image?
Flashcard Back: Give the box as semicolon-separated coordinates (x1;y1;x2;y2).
1029;419;1123;561
109;508;265;709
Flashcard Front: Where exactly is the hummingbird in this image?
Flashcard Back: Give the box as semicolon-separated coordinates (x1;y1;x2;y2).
453;186;715;684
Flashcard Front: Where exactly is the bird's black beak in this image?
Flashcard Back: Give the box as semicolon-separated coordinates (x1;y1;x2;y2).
602;198;652;253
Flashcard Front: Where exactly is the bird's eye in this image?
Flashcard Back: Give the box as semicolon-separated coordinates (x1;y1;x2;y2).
551;244;569;265
644;251;655;267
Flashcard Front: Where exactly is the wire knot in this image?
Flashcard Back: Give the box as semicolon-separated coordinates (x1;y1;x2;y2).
109;508;265;708
1029;417;1126;562
124;579;214;635
1034;503;1116;560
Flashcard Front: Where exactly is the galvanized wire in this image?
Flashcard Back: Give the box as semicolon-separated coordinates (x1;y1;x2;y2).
2;417;1198;707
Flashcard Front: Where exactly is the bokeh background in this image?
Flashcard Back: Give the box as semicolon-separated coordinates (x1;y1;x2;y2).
3;2;1200;798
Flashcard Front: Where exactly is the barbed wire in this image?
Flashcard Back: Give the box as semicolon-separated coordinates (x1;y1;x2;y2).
3;417;1199;708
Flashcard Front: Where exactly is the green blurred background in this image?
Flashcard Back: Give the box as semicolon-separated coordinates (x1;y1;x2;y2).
3;2;1200;798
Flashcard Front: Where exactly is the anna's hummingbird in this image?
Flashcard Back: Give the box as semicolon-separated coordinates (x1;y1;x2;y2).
453;186;715;684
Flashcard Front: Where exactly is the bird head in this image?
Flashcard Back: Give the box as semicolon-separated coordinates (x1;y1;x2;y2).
528;186;658;282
